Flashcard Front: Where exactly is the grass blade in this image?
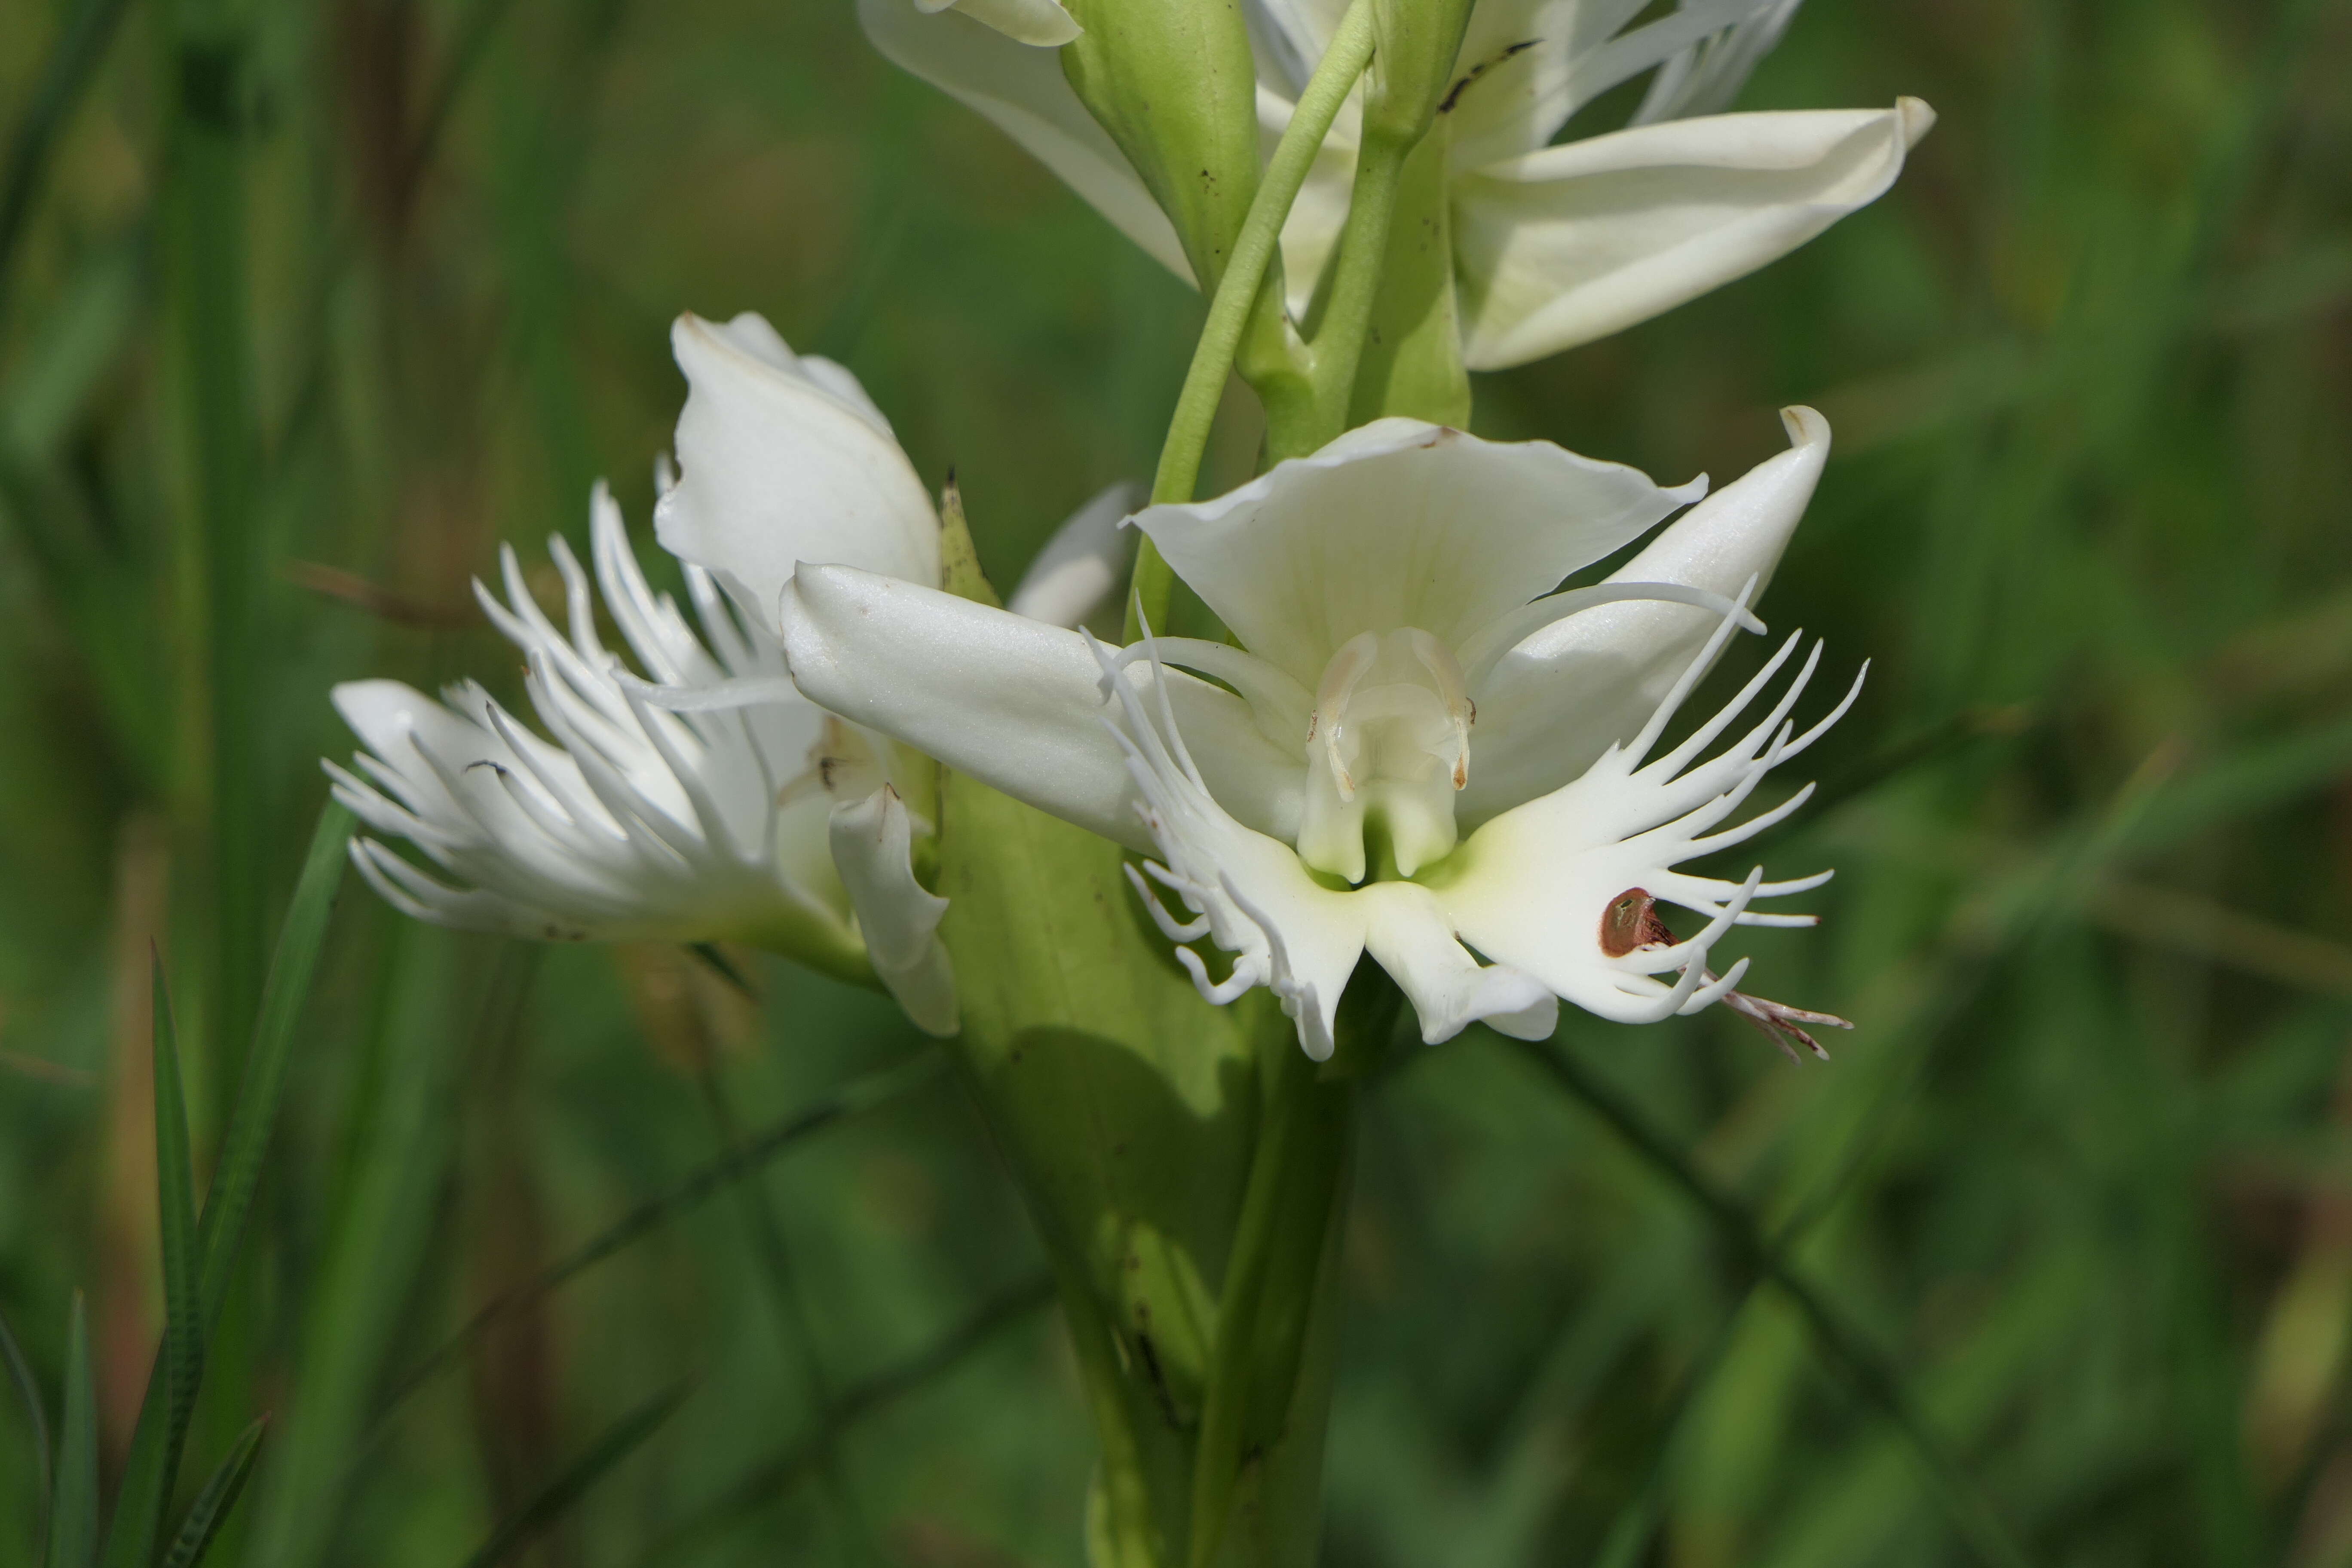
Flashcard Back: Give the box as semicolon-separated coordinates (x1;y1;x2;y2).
457;1383;690;1568
242;931;508;1568
1510;1035;2036;1568
0;1302;53;1562
0;0;136;323
196;800;352;1326
159;1418;264;1568
637;1272;1054;1565
379;1047;946;1417
46;1295;96;1568
105;954;207;1568
101;805;348;1568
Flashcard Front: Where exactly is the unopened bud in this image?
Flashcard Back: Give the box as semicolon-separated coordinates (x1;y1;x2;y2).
1059;0;1262;290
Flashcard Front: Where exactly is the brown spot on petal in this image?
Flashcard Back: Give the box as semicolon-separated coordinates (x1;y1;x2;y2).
1600;888;1672;957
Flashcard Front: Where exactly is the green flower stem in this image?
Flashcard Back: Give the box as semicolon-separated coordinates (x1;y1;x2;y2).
1128;0;1378;642
1184;1025;1357;1568
1288;128;1414;458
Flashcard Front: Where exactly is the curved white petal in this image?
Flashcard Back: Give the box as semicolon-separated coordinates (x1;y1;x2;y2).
1454;99;1935;370
1464;406;1829;820
655;312;940;628
857;0;1194;281
781;566;1302;852
830;787;959;1035
924;0;1081;47
1127;418;1704;689
1007;480;1144;633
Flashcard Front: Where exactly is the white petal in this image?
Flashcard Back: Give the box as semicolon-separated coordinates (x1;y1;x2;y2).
1357;882;1558;1044
781;566;1301;852
1454;100;1935;370
326;496;868;962
1435;621;1846;1022
1630;0;1805;125
1006;480;1144;632
928;0;1081;48
1442;0;1653;168
830;787;959;1035
858;0;1194;282
1090;632;1553;1058
1127;418;1704;690
1463;407;1828;819
656;312;940;632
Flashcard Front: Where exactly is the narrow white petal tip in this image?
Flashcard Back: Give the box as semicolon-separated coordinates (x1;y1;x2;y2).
1897;97;1937;144
829;787;959;1036
1778;405;1831;450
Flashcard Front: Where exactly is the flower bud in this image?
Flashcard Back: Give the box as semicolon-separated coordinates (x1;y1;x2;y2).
1363;0;1478;144
1059;0;1262;289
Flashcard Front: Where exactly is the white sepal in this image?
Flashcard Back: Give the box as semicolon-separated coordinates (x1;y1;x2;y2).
1465;406;1830;818
656;311;940;630
1008;481;1145;633
1455;101;1936;370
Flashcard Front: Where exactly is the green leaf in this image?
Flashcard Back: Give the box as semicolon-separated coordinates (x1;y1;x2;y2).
240;931;505;1568
0;0;136;323
45;1295;95;1568
379;1047;946;1421
158;1418;263;1568
195;800;351;1325
101;803;349;1568
1508;1035;2036;1568
110;952;206;1568
457;1383;689;1568
0;1302;52;1562
631;1274;1054;1565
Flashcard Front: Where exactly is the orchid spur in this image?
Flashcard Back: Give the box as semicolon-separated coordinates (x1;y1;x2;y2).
325;311;1136;1037
781;405;1856;1056
860;0;1932;370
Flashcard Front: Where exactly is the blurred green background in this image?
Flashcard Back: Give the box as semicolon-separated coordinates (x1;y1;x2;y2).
3;0;2350;1563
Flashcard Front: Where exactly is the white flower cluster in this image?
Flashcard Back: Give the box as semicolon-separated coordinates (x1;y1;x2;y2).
333;1;1907;1054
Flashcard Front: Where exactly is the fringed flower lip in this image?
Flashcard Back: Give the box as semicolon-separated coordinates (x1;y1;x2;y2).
1083;580;1859;1060
326;309;1151;1037
326;484;884;965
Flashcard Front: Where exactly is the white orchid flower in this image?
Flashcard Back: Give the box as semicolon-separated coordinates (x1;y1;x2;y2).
858;0;1932;370
780;407;1856;1056
325;311;1137;1037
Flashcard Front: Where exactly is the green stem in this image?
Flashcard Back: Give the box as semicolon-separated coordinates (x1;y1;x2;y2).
1185;1034;1336;1561
1127;0;1379;642
1292;129;1412;455
1057;1254;1167;1568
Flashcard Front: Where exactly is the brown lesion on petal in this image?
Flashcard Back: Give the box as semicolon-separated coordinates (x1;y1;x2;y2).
1598;888;1853;1062
1599;888;1674;957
